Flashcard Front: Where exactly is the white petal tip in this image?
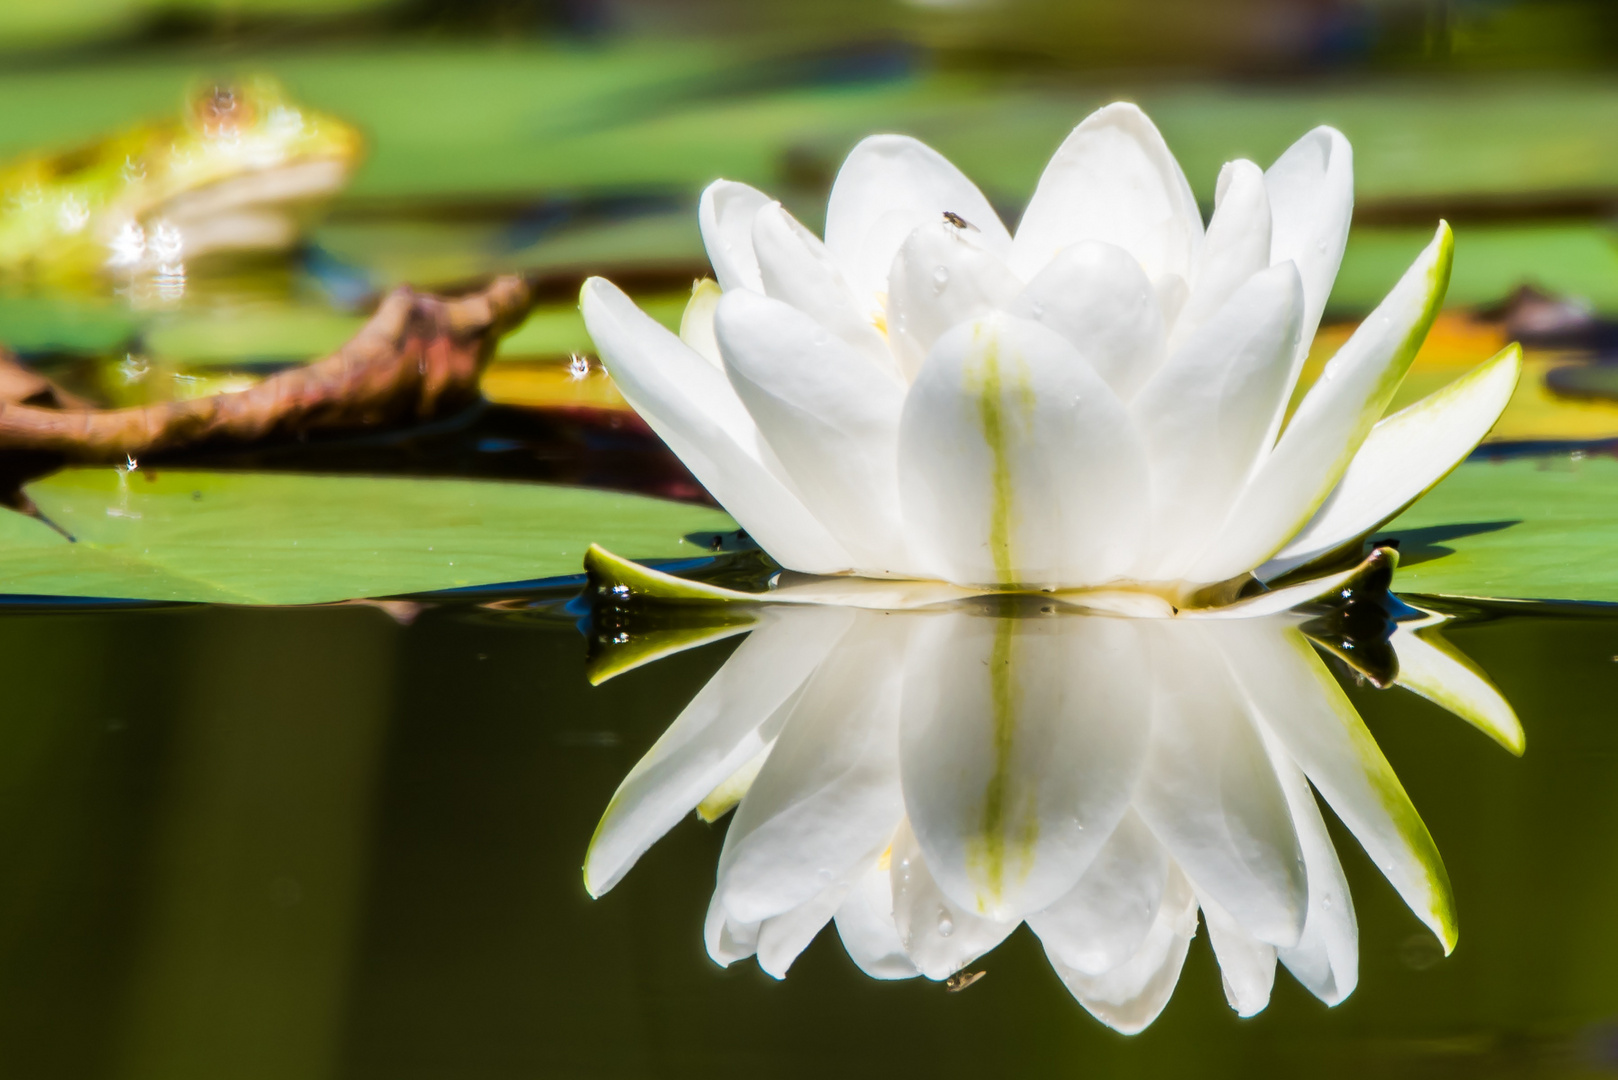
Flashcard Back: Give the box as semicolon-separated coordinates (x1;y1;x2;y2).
581;857;612;900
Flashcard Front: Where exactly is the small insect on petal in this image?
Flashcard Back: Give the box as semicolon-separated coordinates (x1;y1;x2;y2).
945;970;987;992
941;210;979;233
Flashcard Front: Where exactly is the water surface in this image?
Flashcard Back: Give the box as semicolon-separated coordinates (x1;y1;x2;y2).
0;589;1611;1078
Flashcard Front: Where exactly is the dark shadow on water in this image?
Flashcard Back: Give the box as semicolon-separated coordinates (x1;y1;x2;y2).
1372;519;1522;566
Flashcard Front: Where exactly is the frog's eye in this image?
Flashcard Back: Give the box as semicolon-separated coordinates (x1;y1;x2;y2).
193;83;256;138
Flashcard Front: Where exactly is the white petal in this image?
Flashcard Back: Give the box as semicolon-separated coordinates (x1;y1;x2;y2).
698;179;771;292
714;614;908;925
900;611;1151;922
583;605;856;896
889;818;1018;980
1045;864;1198;1035
582;277;854;573
1392;617;1524;755
750;202;896;375
678;277;723;368
834;853;920;979
750;575;983;610
824;134;1011;309
1195;889;1277;1017
1132;623;1307;948
1260;344;1522;579
1265;126;1354;420
697;738;774;823
756;879;851;979
1256;718;1359;1007
584;277;758;450
1130;262;1303;581
715;289;909;570
1155;272;1189;333
887;221;1024;380
1054;589;1177;619
1026;810;1169;976
705;886;760;967
1217;619;1457;953
1171;159;1273;353
898;312;1150;588
1009;240;1167;401
1009;102;1203;284
1190;222;1453;584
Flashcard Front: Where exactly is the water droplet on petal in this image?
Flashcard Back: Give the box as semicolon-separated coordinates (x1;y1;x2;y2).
937;910;954;937
1031;301;1044;318
1322;894;1333;910
1317;238;1329;254
931;266;949;293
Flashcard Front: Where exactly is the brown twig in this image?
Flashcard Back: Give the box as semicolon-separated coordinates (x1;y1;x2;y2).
0;274;535;460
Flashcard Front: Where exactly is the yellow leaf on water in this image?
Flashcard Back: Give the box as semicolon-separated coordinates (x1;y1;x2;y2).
1298;311;1618;443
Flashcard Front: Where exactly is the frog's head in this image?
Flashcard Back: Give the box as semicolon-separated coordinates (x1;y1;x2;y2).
0;75;364;287
152;76;364;259
113;75;366;273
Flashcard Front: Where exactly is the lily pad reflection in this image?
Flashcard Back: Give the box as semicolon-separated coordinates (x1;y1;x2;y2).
583;594;1519;1033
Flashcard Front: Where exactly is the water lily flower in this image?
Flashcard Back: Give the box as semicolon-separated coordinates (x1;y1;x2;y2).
582;103;1521;609
582;601;1520;1032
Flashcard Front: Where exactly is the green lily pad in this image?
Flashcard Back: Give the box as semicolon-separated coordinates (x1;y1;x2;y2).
142;308;366;367
1381;455;1618;603
0;468;733;605
0;292;139;354
496;293;687;361
1333;223;1618;317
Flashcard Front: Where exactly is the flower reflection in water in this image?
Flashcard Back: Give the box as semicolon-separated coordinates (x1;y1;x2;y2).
583;590;1519;1033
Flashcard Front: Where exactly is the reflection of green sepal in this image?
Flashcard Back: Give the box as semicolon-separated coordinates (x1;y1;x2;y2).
585;616;756;686
584;543;763;605
581;544;768;684
1307;630;1399;689
1298;545;1405;686
1394;619;1525;755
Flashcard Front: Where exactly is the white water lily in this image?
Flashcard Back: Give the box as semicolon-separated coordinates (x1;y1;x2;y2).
583;602;1520;1032
582;103;1521;608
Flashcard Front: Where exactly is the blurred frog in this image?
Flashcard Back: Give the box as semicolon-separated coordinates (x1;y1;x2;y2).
0;76;363;289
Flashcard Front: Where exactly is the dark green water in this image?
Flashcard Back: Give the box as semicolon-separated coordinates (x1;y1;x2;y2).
0;590;1611;1079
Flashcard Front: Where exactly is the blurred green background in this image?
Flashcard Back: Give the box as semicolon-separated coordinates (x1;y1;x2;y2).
8;0;1618;439
0;4;1616;313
